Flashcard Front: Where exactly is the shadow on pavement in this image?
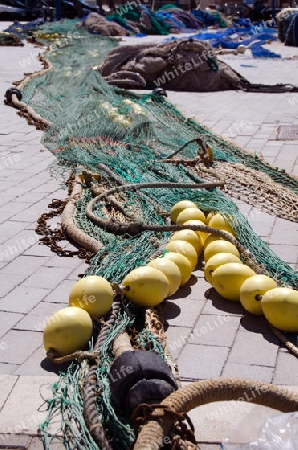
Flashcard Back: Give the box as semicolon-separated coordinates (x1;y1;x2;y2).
205;287;244;315
241;313;298;347
40;357;71;374
162;301;181;323
167;273;198;300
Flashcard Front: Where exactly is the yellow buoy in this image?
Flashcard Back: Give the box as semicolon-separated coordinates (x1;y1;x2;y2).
176;207;206;225
163;252;192;286
261;287;298;331
122;266;169;306
240;275;277;315
166;240;198;271
204;240;240;262
183;219;208;242
69;275;113;318
43;306;93;357
212;263;255;301
208;213;235;236
169;229;203;256
170;200;198;223
204;252;242;285
148;258;181;296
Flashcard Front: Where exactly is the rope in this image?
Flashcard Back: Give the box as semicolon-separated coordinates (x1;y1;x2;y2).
61;175;103;254
82;296;122;450
134;378;298;450
269;325;298;358
46;349;98;364
132;403;196;449
147;306;181;387
85;182;263;273
6;56;53;129
161;136;213;163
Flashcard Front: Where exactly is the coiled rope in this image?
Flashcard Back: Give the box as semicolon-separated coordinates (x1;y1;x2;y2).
134;378;298;450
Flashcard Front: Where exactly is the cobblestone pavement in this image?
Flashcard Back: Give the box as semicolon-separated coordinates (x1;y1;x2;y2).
0;23;298;447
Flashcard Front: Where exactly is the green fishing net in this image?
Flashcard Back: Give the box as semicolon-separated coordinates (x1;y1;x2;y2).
18;20;298;449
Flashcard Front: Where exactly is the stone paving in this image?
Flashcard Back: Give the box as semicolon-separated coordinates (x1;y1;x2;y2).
0;22;298;447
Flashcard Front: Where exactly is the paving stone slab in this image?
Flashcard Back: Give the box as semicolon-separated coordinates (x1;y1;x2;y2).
1;287;49;314
272;158;295;172
0;375;56;434
29;302;67;320
0;374;18;410
227;329;279;368
0;203;30;224
0;274;29;297
178;344;229;380
42;279;85;304
168;275;212;303
12;346;59;377
44;254;85;269
1;256;51;276
10;200;52;223
238;314;280;346
163;298;205;329
190;315;240;347
166;326;192;360
0;331;42;365
268;217;298;246
273;350;298;385
0;312;24;339
0;222;29;245
246;208;276;238
66;261;90;280
22;243;56;258
197;445;221;450
0;433;30;449
22;266;74;289
0;230;41;263
12;315;49;333
269;244;298;265
221;363;273;383
0;363;19;375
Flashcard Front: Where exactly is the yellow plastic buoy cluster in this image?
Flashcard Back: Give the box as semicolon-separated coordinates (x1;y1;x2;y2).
201;209;298;332
120;201;206;306
43;275;115;357
44;200;298;357
202;212;256;301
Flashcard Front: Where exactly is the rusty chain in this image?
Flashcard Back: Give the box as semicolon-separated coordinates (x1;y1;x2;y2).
35;175;95;262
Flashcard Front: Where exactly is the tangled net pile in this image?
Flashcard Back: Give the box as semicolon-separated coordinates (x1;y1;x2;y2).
11;20;298;449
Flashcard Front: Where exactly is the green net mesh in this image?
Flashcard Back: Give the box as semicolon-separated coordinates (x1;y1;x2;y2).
18;21;298;448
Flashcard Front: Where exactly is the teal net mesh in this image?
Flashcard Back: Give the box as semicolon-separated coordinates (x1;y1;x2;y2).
17;20;298;449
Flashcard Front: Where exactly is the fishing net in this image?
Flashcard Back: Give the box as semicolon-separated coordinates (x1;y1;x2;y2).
11;20;298;449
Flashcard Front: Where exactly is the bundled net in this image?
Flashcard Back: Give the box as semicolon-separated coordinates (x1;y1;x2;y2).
15;20;298;448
